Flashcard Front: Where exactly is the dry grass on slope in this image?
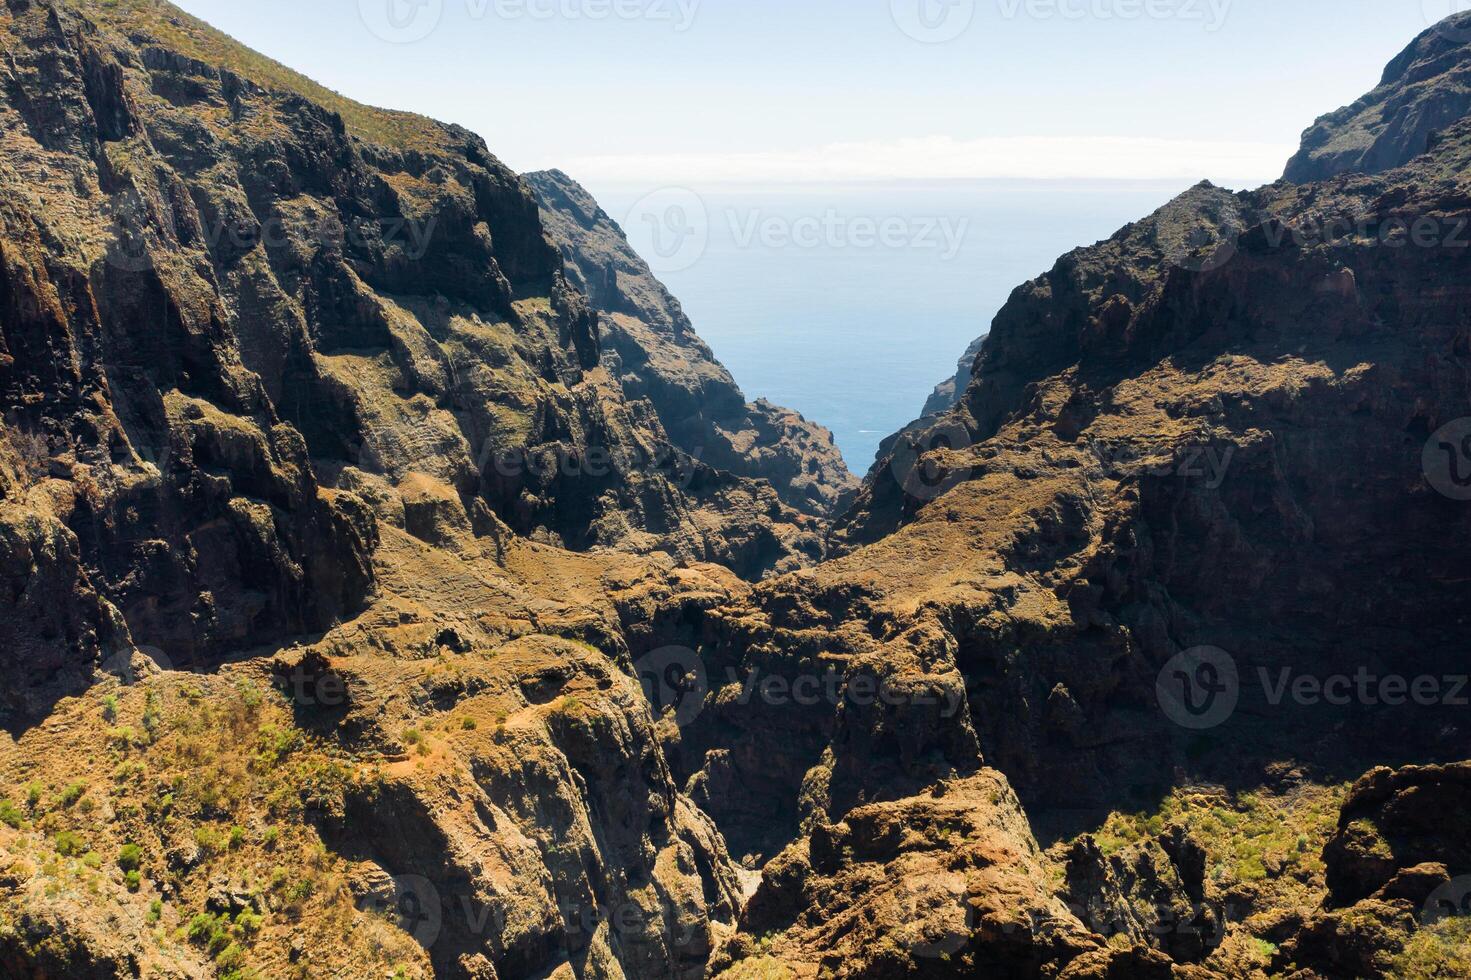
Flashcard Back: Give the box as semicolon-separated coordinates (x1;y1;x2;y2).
76;0;450;148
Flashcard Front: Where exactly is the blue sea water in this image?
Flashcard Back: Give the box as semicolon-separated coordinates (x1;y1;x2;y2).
592;179;1217;472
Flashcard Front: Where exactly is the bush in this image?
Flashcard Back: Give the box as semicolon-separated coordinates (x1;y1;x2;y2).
187;912;231;955
53;830;87;857
147;899;162;924
0;800;24;829
102;694;119;722
195;826;227;856
117;843;143;871
59;782;87;808
215;942;246;970
124;869;142;892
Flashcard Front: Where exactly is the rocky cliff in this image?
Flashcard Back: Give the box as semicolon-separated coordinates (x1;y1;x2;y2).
3;2;1471;979
525;170;857;519
1285;12;1471;183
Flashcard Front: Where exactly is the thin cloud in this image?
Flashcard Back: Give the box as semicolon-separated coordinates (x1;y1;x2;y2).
559;135;1294;185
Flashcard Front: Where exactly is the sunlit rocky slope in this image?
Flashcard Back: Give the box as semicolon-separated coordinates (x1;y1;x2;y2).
2;2;1470;979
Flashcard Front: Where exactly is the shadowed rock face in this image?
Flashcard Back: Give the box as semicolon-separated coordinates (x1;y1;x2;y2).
4;2;1471;979
525;169;858;518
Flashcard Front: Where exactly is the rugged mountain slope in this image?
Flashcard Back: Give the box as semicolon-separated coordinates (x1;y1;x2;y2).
921;331;988;419
657;20;1471;980
4;2;1471;979
0;0;805;976
525;170;857;518
1285;11;1471;182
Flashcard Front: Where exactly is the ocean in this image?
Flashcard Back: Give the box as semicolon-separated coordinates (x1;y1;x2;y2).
592;179;1225;472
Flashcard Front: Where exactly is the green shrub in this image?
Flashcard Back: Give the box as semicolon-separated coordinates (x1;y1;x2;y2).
53;830;87;857
59;782;87;808
124;869;142;892
117;843;143;871
0;800;24;829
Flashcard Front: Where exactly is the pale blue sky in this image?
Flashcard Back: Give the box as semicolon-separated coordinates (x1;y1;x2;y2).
170;0;1452;184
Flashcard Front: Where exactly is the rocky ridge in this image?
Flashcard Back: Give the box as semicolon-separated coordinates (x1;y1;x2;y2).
1;3;1471;980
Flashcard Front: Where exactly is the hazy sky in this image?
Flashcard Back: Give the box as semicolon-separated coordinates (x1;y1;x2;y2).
169;0;1461;186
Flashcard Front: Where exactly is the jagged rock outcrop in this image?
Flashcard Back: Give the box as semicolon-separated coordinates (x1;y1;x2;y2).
712;772;1193;980
525;169;857;517
922;331;988;418
1280;763;1471;978
1285;11;1471;182
5;3;1471;979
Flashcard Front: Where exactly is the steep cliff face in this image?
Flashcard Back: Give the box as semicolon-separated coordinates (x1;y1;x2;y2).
525;170;857;518
652;21;1471;979
921;331;988;419
5;2;1471;979
1285;11;1471;182
0;0;783;976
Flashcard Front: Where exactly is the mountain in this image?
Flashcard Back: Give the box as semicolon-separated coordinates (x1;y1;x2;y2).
1284;12;1471;182
524;169;857;519
920;331;988;418
2;2;1471;979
